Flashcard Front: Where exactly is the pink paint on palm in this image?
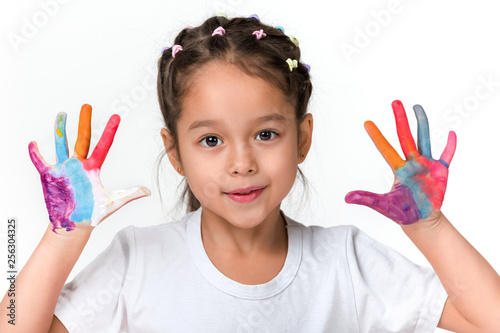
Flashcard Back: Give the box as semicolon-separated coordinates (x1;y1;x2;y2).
345;101;457;225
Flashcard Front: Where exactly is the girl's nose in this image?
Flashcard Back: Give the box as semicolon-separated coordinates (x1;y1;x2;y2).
228;145;257;176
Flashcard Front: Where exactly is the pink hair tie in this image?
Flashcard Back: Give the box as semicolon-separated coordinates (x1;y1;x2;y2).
211;26;226;37
252;29;266;40
172;45;183;58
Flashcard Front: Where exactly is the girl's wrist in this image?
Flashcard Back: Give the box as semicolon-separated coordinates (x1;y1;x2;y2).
42;222;93;250
401;210;447;240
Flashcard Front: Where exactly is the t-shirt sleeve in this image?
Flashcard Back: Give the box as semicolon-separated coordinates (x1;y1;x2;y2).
345;225;448;333
54;226;136;333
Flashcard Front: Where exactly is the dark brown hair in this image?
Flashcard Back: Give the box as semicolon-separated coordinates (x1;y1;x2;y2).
157;15;312;212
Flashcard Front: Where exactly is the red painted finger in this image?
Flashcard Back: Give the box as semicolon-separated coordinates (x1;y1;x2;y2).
392;100;418;158
85;114;120;170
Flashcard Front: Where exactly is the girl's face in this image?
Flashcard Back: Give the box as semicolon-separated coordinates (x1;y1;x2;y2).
162;62;313;229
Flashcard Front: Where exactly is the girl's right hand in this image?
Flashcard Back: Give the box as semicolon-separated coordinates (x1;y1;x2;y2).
29;104;150;233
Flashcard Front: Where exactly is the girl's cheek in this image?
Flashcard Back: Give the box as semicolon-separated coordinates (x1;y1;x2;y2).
265;143;298;180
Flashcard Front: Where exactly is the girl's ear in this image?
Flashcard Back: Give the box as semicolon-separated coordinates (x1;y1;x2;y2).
298;113;313;163
160;128;183;175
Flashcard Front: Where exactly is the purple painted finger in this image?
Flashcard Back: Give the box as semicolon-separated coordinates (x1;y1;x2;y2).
28;141;50;174
345;183;422;225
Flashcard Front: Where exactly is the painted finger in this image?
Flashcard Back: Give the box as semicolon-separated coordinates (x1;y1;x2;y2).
413;104;432;158
91;185;151;226
74;104;92;160
55;113;69;164
392;100;418;158
345;184;422;225
364;121;405;170
28;141;50;174
439;131;457;168
86;114;120;170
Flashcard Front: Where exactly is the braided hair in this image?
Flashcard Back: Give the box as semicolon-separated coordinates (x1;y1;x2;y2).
157;15;312;212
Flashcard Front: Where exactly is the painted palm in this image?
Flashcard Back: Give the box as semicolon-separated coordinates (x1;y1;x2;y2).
345;100;457;225
29;104;150;232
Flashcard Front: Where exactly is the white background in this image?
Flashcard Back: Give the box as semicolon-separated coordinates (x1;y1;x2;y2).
1;1;500;331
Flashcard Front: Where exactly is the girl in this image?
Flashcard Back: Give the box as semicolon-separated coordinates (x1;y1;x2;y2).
2;15;499;332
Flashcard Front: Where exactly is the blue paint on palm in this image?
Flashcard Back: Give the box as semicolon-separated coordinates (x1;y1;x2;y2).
395;159;432;219
64;159;94;222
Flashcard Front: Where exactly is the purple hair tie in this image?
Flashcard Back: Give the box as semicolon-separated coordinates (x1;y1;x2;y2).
252;29;266;40
172;45;183;58
249;14;260;20
212;26;226;37
303;63;311;72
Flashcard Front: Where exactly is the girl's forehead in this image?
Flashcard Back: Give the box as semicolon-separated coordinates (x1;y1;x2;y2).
185;62;277;97
179;63;295;124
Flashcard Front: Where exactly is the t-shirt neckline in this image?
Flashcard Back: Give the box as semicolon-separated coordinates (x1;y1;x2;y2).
186;208;302;300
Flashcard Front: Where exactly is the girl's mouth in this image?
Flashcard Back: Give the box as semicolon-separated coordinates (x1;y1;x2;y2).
225;186;266;203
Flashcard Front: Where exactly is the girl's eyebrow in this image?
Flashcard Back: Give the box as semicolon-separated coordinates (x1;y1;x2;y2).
187;113;288;132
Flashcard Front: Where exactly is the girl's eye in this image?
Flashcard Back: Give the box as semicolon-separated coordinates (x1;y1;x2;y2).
255;130;277;141
200;136;222;147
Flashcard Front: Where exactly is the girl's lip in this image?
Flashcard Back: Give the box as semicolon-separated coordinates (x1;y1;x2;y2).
225;186;267;195
225;187;266;203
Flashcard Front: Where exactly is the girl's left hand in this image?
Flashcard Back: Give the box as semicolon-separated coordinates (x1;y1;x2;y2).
345;100;457;225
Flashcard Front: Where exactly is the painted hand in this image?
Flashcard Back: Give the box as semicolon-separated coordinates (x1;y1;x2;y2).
29;104;151;232
345;100;457;225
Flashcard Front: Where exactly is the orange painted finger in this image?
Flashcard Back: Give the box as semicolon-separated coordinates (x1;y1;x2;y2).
392;100;417;158
74;104;92;159
364;121;405;170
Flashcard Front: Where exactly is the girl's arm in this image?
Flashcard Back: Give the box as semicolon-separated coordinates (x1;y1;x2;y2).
346;100;500;332
0;105;149;332
0;225;91;332
403;213;500;332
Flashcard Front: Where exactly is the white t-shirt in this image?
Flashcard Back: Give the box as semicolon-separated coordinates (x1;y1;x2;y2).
55;208;447;332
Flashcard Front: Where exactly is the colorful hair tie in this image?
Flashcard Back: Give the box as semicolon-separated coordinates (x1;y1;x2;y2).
275;26;284;33
217;14;228;18
249;14;260;20
184;26;194;29
212;26;226;37
286;58;298;72
172;45;183;58
288;35;299;46
303;63;311;72
252;29;266;40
